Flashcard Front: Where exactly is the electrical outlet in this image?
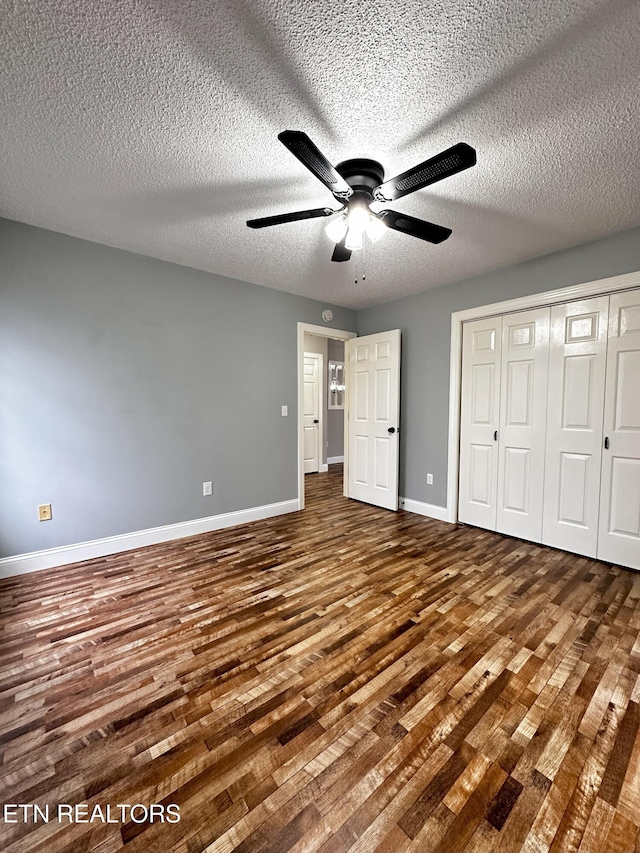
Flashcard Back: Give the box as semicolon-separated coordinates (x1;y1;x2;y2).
281;405;288;416
38;503;52;521
203;481;212;496
427;473;434;485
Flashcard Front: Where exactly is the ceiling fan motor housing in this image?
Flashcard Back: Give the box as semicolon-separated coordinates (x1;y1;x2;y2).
336;159;385;198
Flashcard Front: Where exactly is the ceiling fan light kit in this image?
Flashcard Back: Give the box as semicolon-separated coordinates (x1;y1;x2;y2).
246;131;476;263
365;216;387;243
325;214;348;244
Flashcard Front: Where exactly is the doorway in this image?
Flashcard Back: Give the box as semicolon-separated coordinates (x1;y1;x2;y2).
297;323;356;510
297;323;402;512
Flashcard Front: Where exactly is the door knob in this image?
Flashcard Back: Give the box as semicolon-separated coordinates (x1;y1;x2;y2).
388;427;396;434
313;419;319;424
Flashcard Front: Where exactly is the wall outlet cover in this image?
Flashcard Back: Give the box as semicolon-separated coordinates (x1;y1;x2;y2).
38;503;52;521
203;482;212;496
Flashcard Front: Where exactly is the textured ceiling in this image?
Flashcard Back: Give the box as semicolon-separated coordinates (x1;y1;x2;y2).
1;0;639;309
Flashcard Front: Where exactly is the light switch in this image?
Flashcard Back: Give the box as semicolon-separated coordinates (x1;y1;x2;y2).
281;405;288;416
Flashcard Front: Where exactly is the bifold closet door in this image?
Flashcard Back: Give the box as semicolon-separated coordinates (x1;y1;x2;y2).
542;297;609;557
495;308;550;542
598;290;640;570
458;316;502;529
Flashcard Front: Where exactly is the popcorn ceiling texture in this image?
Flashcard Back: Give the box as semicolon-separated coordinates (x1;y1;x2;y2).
1;0;639;308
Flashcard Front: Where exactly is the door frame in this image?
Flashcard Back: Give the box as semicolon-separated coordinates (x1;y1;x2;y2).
298;323;357;510
447;269;640;523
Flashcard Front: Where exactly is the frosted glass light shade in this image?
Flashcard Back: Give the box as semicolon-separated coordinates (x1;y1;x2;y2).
325;215;348;243
366;216;386;242
345;227;363;250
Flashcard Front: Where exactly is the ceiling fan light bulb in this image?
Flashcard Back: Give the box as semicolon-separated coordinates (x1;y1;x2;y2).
345;227;363;251
325;215;348;243
347;206;370;232
366;216;386;242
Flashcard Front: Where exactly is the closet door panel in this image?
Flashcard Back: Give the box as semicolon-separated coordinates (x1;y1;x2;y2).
496;308;550;542
542;297;609;557
458;317;502;529
598;290;640;570
503;447;530;513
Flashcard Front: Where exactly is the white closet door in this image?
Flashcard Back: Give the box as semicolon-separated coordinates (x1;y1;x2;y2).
598;290;640;570
458;316;502;529
542;298;609;557
496;308;550;542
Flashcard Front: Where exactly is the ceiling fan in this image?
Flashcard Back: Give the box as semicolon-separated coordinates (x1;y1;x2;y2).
247;131;476;262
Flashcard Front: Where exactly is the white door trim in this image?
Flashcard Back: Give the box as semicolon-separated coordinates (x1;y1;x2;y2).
447;270;640;524
298;323;357;510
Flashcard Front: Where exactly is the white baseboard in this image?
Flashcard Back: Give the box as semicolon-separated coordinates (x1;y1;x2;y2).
0;499;300;578
327;456;344;464
399;497;450;523
319;463;329;472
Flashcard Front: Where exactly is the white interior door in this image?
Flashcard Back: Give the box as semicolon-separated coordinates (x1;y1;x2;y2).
496;308;550;542
303;353;322;474
542;297;609;557
458;316;502;529
346;330;401;510
598;290;640;570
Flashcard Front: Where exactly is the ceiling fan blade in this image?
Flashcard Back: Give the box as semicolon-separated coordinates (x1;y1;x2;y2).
373;143;476;203
377;210;452;244
331;238;352;262
247;207;335;229
279;131;353;201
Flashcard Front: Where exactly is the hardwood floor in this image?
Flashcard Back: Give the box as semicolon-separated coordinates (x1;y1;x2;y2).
2;465;640;853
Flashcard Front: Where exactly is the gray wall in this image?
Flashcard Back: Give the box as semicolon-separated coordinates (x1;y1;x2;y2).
4;218;640;559
358;226;640;509
0;219;356;558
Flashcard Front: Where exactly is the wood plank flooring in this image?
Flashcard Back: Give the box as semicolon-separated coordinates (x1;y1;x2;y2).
2;465;640;853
